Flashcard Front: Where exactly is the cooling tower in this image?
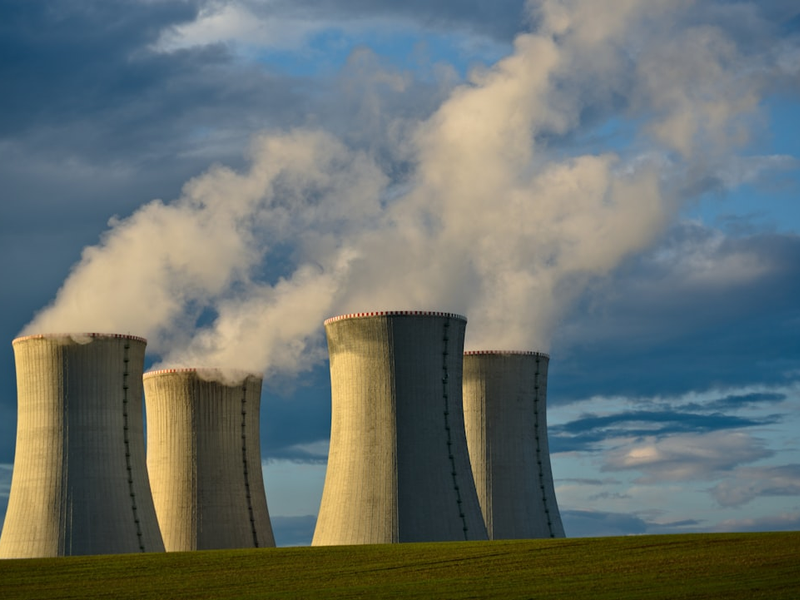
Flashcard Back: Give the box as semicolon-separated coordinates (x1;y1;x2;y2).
0;333;165;558
462;351;565;539
312;311;488;545
143;368;275;551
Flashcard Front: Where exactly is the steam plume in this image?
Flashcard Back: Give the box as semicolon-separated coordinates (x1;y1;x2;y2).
23;0;783;377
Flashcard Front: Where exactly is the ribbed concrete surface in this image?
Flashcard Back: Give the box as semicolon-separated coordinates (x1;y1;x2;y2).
0;334;165;558
462;351;565;539
143;369;275;551
313;312;488;545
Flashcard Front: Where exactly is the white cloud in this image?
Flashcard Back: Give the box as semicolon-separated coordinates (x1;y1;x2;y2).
716;154;800;189
711;512;800;533
652;225;776;288
152;0;509;62
711;464;800;507
603;432;773;482
154;1;320;53
267;440;330;462
638;25;760;158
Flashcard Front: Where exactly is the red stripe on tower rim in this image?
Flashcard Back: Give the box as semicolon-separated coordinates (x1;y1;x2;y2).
464;350;550;359
143;368;201;378
13;332;148;344
323;310;467;325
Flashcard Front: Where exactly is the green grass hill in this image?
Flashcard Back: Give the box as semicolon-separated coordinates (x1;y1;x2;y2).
1;531;798;599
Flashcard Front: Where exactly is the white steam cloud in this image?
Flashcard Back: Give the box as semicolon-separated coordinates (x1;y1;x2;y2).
23;0;786;377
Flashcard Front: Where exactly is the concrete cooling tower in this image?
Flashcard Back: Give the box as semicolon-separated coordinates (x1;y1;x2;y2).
143;368;275;551
462;351;565;539
0;333;165;558
312;311;488;545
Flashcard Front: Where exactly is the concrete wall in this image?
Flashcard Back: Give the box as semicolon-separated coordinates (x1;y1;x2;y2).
313;311;488;545
144;369;275;551
462;351;565;539
0;334;165;558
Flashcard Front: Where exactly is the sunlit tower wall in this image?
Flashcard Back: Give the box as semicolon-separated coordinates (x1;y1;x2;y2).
313;311;488;545
462;351;565;539
0;333;165;558
143;368;275;551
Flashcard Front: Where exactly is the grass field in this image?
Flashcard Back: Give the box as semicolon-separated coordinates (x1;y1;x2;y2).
1;532;798;599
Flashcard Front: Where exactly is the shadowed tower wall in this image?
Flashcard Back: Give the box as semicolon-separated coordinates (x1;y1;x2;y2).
0;333;165;558
143;369;275;551
462;351;565;539
313;311;488;545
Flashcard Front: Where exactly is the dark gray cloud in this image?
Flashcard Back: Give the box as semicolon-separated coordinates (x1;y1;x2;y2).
562;509;708;537
0;0;313;222
685;392;788;412
549;223;800;403
551;403;783;454
561;509;647;537
559;410;772;436
563;505;800;537
2;1;202;138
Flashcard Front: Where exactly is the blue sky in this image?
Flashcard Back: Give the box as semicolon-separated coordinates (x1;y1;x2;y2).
1;0;799;546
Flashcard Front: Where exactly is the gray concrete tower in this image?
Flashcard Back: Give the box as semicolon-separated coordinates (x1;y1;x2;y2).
462;351;565;539
0;333;165;558
312;311;488;545
143;368;275;551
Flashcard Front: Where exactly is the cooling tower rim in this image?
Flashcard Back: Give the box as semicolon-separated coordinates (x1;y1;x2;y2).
464;350;550;358
324;310;467;325
13;332;147;345
143;367;262;380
